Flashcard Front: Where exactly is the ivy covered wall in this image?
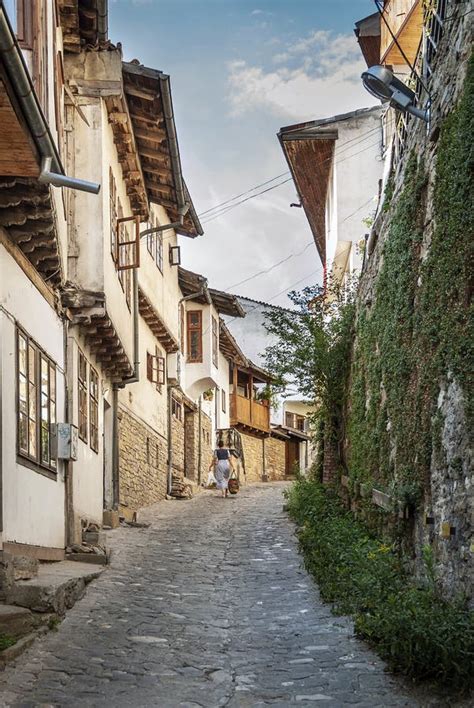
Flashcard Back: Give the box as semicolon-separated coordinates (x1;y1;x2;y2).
345;55;473;593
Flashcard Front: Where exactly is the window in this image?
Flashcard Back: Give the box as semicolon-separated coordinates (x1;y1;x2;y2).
156;232;163;272
172;398;182;421
78;350;88;443
186;311;202;363
89;367;99;453
169;245;181;266
109;169;117;260
147;348;165;392
222;389;226;414
17;328;56;472
146;221;154;257
285;412;306;432
180;303;185;354
212;316;218;368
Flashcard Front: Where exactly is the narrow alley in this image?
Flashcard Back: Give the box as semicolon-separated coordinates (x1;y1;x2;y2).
0;485;418;707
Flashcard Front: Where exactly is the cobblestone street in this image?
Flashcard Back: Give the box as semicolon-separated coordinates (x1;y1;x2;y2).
0;484;422;707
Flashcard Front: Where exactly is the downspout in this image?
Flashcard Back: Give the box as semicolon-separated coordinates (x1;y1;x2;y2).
167;382;179;495
111;267;140;510
96;0;108;42
0;8;100;194
197;397;202;485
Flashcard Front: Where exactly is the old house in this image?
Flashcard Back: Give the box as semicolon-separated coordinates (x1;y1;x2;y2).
278;107;384;287
0;1;101;560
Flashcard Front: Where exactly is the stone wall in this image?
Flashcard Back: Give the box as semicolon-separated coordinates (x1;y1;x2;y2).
171;411;185;477
184;408;212;483
241;433;264;484
343;9;473;599
118;405;168;517
265;437;286;481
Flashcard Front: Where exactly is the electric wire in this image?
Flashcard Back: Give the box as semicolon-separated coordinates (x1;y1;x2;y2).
199;123;383;222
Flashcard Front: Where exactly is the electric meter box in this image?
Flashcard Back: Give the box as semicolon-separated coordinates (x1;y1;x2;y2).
50;423;78;461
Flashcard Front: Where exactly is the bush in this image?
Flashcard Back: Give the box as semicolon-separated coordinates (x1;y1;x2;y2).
286;478;474;693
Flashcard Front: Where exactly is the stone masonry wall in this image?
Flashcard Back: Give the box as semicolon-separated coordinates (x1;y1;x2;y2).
265;437;286;481
350;9;473;598
241;433;264;484
171;412;185;476
184;408;212;483
118;405;168;517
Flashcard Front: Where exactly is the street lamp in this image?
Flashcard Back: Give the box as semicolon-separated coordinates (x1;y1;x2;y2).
361;65;429;122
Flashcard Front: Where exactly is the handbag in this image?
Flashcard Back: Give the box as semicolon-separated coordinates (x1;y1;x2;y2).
228;469;239;495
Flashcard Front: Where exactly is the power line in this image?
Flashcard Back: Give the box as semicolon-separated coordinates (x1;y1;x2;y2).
227;241;314;290
199;124;383;223
201;135;382;225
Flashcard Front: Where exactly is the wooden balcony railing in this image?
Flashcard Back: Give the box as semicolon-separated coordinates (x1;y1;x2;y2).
230;393;270;433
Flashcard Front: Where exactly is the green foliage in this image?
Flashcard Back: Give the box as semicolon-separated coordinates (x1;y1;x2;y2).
0;634;16;651
347;57;474;495
264;277;357;460
286;478;474;691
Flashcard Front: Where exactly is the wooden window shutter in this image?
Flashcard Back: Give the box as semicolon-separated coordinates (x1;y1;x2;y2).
116;216;140;271
147;352;153;382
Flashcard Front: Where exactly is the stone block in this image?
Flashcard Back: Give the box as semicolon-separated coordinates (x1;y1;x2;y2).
12;556;39;581
0;604;35;639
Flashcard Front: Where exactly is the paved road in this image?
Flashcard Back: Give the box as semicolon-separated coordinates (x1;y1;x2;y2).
0;484;422;707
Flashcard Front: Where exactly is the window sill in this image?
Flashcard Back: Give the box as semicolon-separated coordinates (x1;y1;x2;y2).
17;455;58;481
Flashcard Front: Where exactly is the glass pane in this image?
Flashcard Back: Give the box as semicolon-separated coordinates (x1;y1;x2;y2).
29;382;36;419
19;413;28;453
29;419;36;457
50;365;56;401
41;421;49;464
19;374;27;414
41;391;49;423
189;313;200;327
50;398;56;425
28;344;36;381
18;334;27;374
41;357;49;394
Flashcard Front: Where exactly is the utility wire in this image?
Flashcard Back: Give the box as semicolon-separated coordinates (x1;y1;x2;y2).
199;123;383;222
201;133;383;226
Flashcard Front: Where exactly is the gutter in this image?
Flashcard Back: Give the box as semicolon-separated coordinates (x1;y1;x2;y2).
111;267;140;510
0;7;100;194
158;73;203;236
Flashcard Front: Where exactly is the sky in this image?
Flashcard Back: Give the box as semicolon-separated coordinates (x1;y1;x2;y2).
109;0;378;307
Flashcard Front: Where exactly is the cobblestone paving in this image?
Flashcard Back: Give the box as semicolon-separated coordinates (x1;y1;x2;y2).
0;484;426;707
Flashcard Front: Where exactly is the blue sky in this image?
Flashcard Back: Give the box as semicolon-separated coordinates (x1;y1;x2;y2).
110;0;377;305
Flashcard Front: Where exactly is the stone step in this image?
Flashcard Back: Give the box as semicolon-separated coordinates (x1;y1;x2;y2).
0;604;35;639
5;561;104;615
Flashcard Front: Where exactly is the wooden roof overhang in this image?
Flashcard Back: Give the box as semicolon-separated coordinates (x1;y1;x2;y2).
105;91;149;218
380;0;423;67
0;45;61;284
354;12;381;67
219;320;248;368
270;426;291;441
122;62;203;238
138;286;179;354
278;126;337;265
178;267;211;304
61;285;133;379
58;0;109;53
209;288;245;318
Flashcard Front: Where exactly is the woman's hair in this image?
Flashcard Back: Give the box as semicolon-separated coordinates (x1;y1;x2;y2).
218;440;224;448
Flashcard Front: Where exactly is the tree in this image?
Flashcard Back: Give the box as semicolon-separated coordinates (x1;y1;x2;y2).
263;277;357;473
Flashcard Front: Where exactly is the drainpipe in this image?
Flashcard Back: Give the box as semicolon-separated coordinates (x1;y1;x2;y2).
96;0;108;42
197;396;202;485
0;9;100;194
111;267;140;510
167;382;179;495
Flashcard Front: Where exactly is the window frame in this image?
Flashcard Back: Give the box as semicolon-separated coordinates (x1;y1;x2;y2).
212;316;218;368
172;397;183;421
186;310;203;363
89;366;99;454
78;349;88;444
16;327;57;475
222;389;226;414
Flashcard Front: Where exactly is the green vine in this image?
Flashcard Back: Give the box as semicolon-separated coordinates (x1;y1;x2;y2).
347;56;474;505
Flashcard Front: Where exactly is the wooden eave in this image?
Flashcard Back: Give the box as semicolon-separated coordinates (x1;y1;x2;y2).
60;286;133;379
178;266;210;304
209;288;245;318
279;128;337;265
219;320;247;368
58;0;111;53
354;12;381;67
105;93;149;219
138;286;179;354
122;61;202;238
380;0;423;66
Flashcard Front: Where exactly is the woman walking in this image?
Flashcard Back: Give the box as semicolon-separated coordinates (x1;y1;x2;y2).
210;440;234;498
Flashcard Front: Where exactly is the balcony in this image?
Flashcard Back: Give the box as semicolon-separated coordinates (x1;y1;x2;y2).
380;0;423;66
230;393;270;435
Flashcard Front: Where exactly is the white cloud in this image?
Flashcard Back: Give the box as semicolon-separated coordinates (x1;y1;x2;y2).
227;30;373;121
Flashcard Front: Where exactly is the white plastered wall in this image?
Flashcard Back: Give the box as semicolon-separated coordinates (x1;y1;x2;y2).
0;246;66;549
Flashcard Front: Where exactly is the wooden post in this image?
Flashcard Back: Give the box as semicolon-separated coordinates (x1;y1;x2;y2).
249;374;253;423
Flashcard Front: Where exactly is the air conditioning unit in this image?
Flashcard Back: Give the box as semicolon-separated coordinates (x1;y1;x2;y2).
50;423;78;461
